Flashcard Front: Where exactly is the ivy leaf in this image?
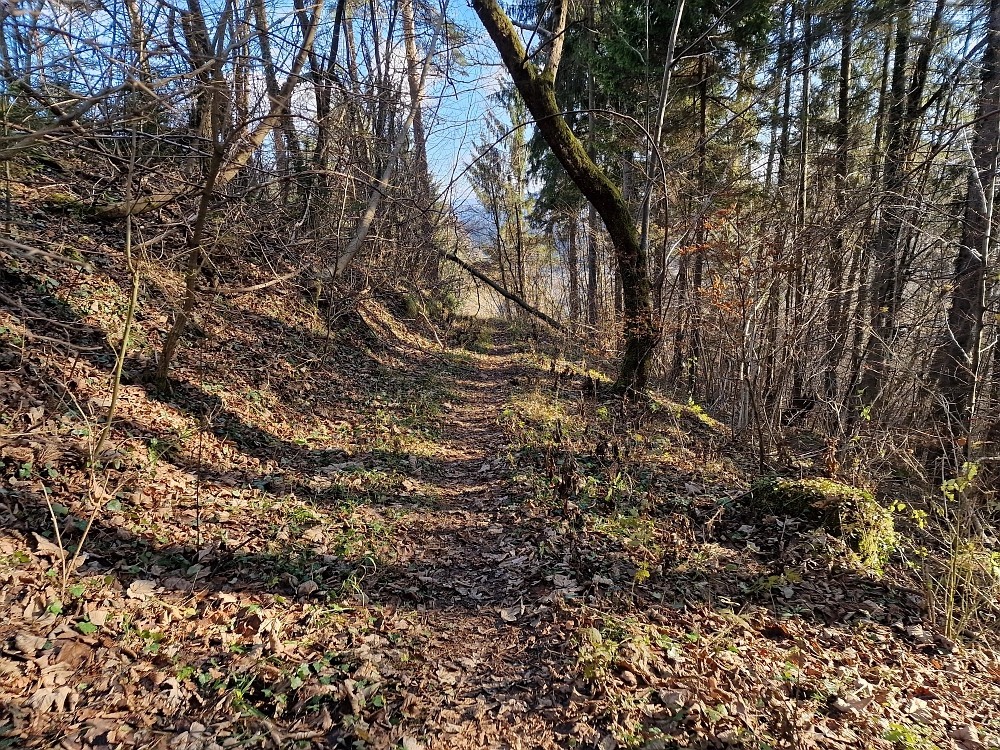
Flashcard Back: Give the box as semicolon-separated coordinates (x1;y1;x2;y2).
78;620;98;635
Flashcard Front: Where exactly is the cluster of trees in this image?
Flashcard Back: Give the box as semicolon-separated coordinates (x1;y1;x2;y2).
2;0;998;471
471;0;999;474
1;0;454;382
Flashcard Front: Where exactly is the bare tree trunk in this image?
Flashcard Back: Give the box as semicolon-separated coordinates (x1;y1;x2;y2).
254;0;292;200
824;0;852;406
790;1;811;405
400;0;437;280
568;215;581;323
123;0;152;84
333;6;443;278
585;0;599;329
587;204;599;326
776;5;796;192
933;0;1000;448
765;1;789;189
858;0;945;413
154;99;226;390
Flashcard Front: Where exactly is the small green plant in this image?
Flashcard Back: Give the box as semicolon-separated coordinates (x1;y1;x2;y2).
883;722;939;750
146;427;193;466
575;626;619;680
403;294;421;319
923;462;997;638
748;569;802;595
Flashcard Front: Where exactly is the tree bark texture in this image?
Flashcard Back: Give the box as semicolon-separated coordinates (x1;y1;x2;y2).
470;0;656;392
933;0;1000;438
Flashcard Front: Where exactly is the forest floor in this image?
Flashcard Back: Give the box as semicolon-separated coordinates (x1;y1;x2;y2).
2;223;1000;749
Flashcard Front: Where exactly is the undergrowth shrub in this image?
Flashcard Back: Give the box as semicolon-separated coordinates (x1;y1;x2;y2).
920;463;1000;639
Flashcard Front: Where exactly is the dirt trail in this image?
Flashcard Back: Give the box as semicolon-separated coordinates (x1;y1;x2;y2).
8;311;998;750
374;349;573;750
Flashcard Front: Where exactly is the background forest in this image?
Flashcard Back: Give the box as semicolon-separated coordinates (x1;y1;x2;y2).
1;0;997;455
2;0;1000;746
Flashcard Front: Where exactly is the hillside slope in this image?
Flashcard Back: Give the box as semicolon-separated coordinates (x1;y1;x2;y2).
0;161;998;749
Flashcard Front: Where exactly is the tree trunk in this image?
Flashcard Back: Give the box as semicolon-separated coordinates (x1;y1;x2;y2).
858;0;945;413
587;203;599;326
400;0;437;280
776;5;796;192
765;1;790;189
471;0;656;392
255;0;295;201
568;214;581;323
824;0;852;405
933;0;1000;445
790;0;811;406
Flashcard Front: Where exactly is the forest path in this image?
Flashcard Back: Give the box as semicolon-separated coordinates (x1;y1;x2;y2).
367;343;577;750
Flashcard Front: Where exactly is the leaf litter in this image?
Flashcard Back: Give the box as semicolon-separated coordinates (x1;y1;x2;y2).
0;235;999;748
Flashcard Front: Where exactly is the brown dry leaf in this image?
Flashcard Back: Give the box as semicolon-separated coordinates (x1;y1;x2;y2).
297;580;320;596
500;604;521;622
14;632;47;655
31;532;64;558
156;677;187;714
302;526;325;543
87;609;108;627
551;573;578;590
0;658;23;678
435;666;459;685
55;640;91;669
28;685;78;712
126;579;157;600
401;691;419;717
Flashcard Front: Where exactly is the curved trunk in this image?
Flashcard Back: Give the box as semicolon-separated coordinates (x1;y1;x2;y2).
471;0;656;392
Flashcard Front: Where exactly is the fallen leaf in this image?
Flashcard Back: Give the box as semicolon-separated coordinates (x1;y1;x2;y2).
297;580;320;596
28;685;78;712
302;527;325;543
903;697;934;723
55;640;91;669
552;574;578;590
435;667;459;685
500;604;521;622
659;690;688;709
126;579;157;600
14;632;47;655
32;532;64;558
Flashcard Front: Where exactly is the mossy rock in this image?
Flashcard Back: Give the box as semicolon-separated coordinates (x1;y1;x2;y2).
748;476;897;571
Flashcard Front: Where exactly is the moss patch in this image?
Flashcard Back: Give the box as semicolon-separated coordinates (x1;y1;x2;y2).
749;476;897;571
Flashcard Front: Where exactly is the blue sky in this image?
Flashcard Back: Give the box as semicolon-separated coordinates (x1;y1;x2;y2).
420;0;510;211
